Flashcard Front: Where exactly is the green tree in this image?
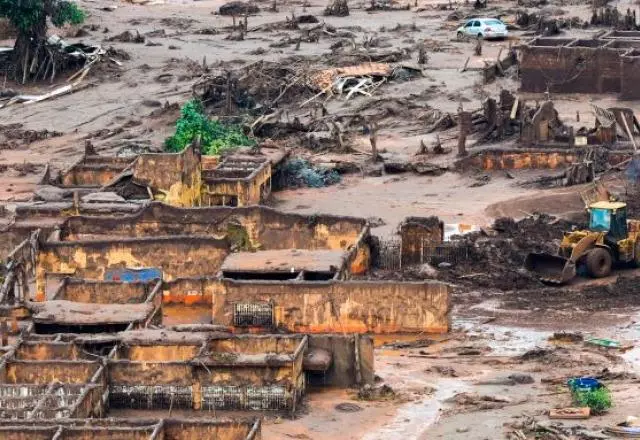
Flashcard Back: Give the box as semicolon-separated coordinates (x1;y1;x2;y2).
165;100;255;156
0;0;85;82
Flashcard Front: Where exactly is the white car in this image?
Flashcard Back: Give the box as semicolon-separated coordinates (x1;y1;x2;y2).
456;18;508;40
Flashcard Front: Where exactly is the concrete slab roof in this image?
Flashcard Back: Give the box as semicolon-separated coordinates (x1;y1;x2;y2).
221;249;346;274
29;300;153;325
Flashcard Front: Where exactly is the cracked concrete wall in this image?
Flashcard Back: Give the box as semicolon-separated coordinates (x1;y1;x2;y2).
164;422;259;440
0;421;259;440
15;342;81;361
162;278;216;305
61;431;149;440
0;430;55;440
206;337;301;355
122;344;201;361
210;280;451;333
621;55;640;99
108;361;296;387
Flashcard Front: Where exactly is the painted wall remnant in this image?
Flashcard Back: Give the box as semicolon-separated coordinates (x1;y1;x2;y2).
131;145;203;207
104;267;162;283
35;236;229;300
204;279;451;334
456;148;586;171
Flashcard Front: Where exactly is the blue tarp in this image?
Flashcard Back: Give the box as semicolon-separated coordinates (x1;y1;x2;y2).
104;268;162;283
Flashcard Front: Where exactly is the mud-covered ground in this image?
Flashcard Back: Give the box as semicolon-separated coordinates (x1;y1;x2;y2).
3;0;640;438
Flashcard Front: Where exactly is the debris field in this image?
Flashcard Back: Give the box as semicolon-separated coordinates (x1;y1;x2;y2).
1;0;640;439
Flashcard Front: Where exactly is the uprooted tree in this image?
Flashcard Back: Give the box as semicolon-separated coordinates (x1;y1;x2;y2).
0;0;85;83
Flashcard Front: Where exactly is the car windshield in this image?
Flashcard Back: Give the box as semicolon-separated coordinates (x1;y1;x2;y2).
485;19;503;25
590;208;611;231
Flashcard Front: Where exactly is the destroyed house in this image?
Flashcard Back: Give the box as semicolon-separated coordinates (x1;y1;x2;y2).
53;154;136;189
519;33;640;98
0;200;145;261
45;145;287;208
0;418;262;440
0;338;106;419
35;202;370;298
201;155;272;207
109;332;307;411
0;331;372;415
29;279;163;334
22;202;451;334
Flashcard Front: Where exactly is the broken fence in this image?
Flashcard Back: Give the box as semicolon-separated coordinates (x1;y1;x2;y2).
376;238;472;270
109;384;289;411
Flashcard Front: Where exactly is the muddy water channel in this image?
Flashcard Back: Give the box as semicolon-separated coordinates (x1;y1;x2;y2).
364;314;640;439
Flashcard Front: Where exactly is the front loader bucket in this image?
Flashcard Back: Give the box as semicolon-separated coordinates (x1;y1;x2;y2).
524;253;576;284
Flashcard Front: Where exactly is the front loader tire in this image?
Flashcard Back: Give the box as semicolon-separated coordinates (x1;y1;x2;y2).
586;248;612;278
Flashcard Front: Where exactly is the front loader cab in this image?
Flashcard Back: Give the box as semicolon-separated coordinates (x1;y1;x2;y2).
588;201;627;241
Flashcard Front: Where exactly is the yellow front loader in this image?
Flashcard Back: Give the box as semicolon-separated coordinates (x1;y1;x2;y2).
525;201;640;284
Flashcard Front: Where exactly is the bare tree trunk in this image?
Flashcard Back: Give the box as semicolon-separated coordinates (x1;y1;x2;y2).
369;122;379;162
12;13;47;83
458;110;471;157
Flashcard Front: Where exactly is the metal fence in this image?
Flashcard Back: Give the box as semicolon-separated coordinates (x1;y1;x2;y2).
0;384;85;419
233;303;273;327
376;238;402;271
421;242;472;266
109;385;193;410
202;386;287;411
374;238;472;270
108;384;289;411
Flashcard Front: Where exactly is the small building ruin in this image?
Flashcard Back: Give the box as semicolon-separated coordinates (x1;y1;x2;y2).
519;32;640;98
0;418;262;440
40;144;287;208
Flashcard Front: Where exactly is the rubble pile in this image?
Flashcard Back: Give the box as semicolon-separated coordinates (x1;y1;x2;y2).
192;60;314;115
419;214;581;290
0;123;63;149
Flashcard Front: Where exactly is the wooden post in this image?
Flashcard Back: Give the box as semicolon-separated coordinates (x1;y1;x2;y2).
369;121;379;162
0;320;7;346
73;190;80;213
225;70;232;115
354;334;362;386
457;108;471;157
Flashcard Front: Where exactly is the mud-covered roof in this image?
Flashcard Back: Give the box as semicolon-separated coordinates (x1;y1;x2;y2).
28;300;153;325
221;249;346;273
119;329;214;345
